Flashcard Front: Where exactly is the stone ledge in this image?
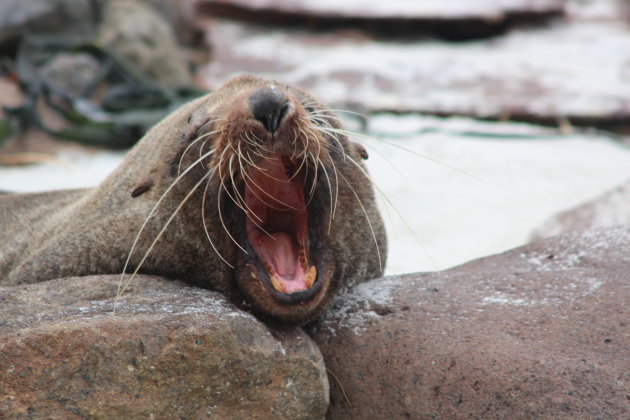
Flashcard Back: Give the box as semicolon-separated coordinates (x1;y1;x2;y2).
308;226;630;419
0;275;328;419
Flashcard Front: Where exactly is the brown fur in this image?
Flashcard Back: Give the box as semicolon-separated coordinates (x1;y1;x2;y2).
0;75;386;325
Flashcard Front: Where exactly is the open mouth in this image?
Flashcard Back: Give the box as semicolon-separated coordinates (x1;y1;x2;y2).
244;153;318;298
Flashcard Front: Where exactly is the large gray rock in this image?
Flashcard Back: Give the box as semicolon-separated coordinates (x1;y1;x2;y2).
0;0;184;44
97;0;193;89
308;226;630;419
0;275;328;419
0;0;97;43
533;178;630;239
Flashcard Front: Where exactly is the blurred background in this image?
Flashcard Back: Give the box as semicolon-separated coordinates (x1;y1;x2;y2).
1;0;630;274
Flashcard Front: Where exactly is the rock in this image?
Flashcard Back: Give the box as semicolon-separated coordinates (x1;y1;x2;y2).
533;178;630;239
0;275;328;419
40;53;102;97
307;226;630;419
195;0;565;21
0;0;185;46
96;0;193;89
0;0;97;44
199;19;630;127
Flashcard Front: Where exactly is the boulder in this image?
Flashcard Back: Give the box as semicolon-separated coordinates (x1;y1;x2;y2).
533;178;630;239
0;0;97;44
0;275;328;419
0;0;184;45
307;226;630;419
96;0;193;89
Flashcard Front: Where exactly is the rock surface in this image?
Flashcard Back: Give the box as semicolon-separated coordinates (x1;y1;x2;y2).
308;226;630;419
0;0;98;43
0;0;184;45
0;275;328;419
533;178;630;239
97;0;193;89
199;18;630;126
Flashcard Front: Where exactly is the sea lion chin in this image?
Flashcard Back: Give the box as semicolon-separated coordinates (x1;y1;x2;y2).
0;75;387;326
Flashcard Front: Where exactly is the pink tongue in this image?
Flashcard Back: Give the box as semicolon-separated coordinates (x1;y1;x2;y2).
258;232;298;278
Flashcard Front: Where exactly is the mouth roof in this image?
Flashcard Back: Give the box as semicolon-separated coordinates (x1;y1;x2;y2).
244;154;317;294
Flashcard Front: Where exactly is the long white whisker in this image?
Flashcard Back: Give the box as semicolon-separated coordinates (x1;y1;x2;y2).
339;172;382;273
117;169;213;301
217;155;249;253
177;128;221;174
318;159;335;234
318;126;481;181
117;148;216;308
344;155;438;272
201;168;235;268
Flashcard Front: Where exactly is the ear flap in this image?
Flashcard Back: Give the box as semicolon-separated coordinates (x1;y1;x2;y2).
131;178;154;197
352;141;369;160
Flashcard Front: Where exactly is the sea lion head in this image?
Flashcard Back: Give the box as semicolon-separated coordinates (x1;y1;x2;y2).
153;75;386;325
0;75;385;325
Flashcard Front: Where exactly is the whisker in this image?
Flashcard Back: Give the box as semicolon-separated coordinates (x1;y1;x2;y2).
216;155;249;252
317;126;481;181
240;163;299;211
339;172;382;273
307;117;347;161
221;154;274;237
343;154;438;272
312;125;404;179
177;129;221;175
116;147;217;309
117;168;213;303
318;158;335;234
201;167;235;268
231;150;264;224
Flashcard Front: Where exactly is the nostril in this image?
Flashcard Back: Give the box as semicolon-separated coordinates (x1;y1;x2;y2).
269;101;289;133
249;88;290;134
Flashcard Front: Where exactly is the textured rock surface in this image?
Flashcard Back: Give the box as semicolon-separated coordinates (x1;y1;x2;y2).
0;275;328;419
308;227;630;419
199;18;630;125
533;178;630;239
0;0;98;43
97;0;192;89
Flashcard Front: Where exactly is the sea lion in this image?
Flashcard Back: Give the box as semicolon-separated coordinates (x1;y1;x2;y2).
0;75;386;325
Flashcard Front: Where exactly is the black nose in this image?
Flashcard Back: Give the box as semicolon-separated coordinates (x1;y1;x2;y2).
249;87;290;134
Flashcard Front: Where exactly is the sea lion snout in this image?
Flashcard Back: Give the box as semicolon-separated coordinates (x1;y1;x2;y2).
249;86;292;134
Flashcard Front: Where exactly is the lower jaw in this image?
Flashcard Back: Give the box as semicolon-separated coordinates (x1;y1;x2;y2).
240;279;328;324
266;282;322;305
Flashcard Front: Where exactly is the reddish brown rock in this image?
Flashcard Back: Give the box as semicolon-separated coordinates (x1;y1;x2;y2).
307;227;630;419
0;275;328;419
533;178;630;239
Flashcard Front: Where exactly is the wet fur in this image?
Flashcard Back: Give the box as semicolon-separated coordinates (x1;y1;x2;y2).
0;75;386;325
